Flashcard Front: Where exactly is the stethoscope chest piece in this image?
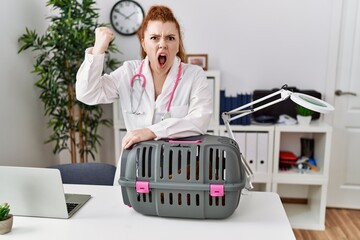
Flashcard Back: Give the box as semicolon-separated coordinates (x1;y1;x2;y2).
161;112;171;121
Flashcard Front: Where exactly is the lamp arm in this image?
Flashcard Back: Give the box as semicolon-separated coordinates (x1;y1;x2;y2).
221;88;293;190
222;88;293;122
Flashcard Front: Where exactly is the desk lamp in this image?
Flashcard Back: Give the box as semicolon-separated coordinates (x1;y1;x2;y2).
221;85;335;190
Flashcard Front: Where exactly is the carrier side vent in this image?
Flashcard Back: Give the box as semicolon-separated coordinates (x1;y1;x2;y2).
160;192;201;206
208;147;227;181
136;191;152;203
159;145;202;181
136;146;153;178
209;195;226;206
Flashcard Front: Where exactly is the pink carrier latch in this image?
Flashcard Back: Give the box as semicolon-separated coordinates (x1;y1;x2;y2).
209;184;224;197
136;181;150;193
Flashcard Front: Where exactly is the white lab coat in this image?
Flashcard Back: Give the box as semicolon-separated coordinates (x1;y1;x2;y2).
76;48;213;184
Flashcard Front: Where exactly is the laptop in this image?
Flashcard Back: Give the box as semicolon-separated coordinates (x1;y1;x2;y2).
0;166;91;219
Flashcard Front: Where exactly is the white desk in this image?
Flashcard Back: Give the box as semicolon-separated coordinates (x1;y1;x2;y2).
3;185;295;240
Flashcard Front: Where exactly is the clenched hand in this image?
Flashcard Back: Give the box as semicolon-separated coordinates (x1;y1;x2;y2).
92;27;114;55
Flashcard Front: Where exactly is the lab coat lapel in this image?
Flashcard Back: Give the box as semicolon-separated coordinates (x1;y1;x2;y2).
142;57;155;123
142;57;154;103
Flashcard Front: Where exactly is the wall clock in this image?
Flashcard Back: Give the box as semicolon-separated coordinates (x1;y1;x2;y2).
110;0;145;36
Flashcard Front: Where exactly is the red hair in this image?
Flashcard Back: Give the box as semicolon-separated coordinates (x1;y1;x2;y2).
137;5;186;62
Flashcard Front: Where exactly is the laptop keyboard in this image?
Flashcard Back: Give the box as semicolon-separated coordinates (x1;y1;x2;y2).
66;203;79;214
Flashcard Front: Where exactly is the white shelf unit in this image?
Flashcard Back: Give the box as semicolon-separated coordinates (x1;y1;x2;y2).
219;125;274;192
272;121;332;230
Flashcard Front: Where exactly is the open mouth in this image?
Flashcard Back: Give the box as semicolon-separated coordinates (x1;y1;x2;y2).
158;54;167;67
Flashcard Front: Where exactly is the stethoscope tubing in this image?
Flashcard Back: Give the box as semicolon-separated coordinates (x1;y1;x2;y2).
129;60;182;117
166;62;182;113
129;61;146;114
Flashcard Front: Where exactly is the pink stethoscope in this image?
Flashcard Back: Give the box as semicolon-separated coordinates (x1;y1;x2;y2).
128;60;182;120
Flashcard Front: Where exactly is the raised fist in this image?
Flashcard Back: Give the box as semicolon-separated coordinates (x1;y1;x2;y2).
92;27;114;55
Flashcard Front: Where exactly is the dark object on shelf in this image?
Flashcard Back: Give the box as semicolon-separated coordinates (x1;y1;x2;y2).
254;115;277;124
253;87;321;121
301;138;315;158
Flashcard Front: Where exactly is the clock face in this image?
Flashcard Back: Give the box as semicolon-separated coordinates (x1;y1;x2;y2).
110;0;144;36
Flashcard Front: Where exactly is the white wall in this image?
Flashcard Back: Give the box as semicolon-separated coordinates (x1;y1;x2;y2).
0;0;338;167
99;0;335;95
0;0;55;167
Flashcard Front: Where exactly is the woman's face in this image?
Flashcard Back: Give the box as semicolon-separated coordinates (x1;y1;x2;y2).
141;21;180;74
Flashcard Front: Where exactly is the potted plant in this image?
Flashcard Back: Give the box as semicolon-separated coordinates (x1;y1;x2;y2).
295;104;313;125
0;203;13;235
18;0;120;163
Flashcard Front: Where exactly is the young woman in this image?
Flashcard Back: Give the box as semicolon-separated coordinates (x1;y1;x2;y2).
76;5;212;183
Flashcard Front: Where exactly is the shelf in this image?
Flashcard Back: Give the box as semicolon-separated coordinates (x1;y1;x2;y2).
273;122;332;180
275;120;332;132
273;172;328;184
283;204;325;230
220;124;274;132
276;182;327;230
272;172;327;230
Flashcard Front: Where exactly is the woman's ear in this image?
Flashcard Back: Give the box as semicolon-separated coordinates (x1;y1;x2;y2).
141;39;146;53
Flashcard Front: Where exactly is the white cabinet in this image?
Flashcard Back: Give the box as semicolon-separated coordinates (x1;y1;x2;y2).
272;121;332;230
220;125;274;192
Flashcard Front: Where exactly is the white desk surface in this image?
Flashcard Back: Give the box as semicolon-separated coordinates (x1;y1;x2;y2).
3;184;295;240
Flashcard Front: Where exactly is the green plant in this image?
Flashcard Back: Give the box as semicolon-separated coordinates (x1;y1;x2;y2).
0;203;10;221
18;0;120;163
296;104;314;117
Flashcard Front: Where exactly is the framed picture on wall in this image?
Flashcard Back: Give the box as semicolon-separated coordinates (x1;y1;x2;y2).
185;54;208;70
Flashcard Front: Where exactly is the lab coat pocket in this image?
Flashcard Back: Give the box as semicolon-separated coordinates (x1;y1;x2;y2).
169;105;189;118
124;110;148;129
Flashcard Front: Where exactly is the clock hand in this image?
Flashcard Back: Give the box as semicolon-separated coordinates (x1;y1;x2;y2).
114;9;128;19
125;11;138;20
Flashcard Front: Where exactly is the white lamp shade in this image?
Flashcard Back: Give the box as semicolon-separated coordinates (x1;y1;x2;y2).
290;92;335;114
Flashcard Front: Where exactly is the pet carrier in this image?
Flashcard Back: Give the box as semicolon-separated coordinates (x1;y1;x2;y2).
118;134;246;219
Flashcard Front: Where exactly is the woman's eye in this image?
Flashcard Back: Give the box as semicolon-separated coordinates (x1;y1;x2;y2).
150;36;158;40
168;36;175;41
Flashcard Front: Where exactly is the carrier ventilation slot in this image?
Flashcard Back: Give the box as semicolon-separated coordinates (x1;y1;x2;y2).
186;150;191;180
160;145;164;179
160;145;201;180
209;195;226;206
208;148;226;181
136;191;152;203
160;192;200;206
136;146;153;178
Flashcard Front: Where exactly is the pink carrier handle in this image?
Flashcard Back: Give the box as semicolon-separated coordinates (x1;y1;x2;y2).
168;140;202;143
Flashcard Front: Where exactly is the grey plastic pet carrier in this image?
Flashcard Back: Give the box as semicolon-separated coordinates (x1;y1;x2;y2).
118;134;246;219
